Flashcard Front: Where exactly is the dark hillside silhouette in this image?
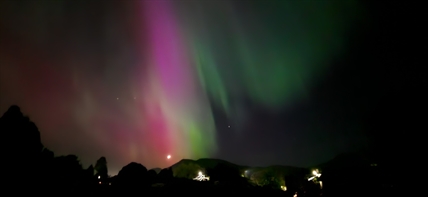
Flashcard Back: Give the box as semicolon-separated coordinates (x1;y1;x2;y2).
0;105;395;196
171;159;202;179
196;158;243;169
210;162;241;182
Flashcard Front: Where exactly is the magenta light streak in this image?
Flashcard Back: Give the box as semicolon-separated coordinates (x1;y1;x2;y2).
143;0;191;101
131;0;193;165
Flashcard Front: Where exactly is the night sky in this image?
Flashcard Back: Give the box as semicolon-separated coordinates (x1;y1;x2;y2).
0;0;425;175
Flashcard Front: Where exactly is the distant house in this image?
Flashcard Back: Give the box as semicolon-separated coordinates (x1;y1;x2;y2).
193;171;210;181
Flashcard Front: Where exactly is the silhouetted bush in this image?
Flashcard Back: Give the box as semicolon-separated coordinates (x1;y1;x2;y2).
115;162;148;189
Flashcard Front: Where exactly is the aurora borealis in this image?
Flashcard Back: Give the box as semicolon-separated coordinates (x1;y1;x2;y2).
3;0;420;175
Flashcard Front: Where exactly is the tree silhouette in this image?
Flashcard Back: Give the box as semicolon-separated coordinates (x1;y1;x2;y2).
0;106;92;194
94;157;108;177
87;164;94;175
0;105;46;191
0;105;43;160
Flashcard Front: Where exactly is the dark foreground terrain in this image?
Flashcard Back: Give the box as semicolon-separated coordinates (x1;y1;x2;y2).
1;106;397;197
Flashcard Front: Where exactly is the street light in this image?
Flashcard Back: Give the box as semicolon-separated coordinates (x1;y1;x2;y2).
308;169;321;181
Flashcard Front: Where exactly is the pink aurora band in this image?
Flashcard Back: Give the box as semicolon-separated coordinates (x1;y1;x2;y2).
137;0;217;167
